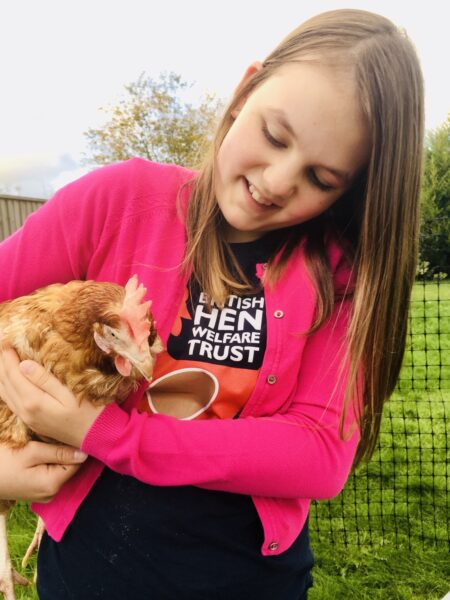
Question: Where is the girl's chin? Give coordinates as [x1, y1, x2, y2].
[222, 222, 264, 243]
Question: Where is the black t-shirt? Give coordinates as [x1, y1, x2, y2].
[137, 237, 271, 421]
[36, 237, 314, 600]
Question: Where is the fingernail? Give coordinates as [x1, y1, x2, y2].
[20, 360, 35, 374]
[73, 451, 88, 462]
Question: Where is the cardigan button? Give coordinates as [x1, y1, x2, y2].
[268, 541, 279, 551]
[267, 374, 277, 385]
[274, 310, 284, 318]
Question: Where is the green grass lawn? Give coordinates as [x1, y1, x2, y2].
[307, 386, 450, 598]
[308, 280, 450, 599]
[6, 281, 450, 599]
[399, 280, 450, 391]
[309, 543, 450, 599]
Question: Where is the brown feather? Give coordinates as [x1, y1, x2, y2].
[0, 279, 160, 448]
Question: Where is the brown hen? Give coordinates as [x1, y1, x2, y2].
[0, 276, 162, 600]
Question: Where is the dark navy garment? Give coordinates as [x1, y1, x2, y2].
[37, 469, 314, 599]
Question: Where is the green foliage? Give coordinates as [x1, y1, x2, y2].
[83, 72, 223, 168]
[419, 115, 450, 278]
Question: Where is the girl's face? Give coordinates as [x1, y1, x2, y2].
[215, 61, 370, 242]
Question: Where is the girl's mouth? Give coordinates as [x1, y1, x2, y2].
[245, 179, 275, 207]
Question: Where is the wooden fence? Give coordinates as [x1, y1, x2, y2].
[0, 194, 45, 242]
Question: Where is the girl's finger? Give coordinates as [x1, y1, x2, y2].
[26, 441, 88, 466]
[31, 463, 85, 503]
[19, 360, 70, 404]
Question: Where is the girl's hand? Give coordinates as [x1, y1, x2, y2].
[0, 347, 104, 448]
[0, 441, 88, 503]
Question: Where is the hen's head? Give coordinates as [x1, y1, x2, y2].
[91, 276, 163, 381]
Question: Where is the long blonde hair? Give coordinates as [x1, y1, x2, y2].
[182, 9, 424, 467]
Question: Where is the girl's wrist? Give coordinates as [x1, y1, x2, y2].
[80, 402, 130, 458]
[69, 402, 106, 448]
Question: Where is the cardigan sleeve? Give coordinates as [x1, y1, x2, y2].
[81, 299, 360, 501]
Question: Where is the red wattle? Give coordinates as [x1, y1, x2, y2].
[114, 355, 132, 377]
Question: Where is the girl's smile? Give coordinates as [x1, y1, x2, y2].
[215, 61, 370, 242]
[244, 177, 279, 210]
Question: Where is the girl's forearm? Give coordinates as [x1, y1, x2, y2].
[81, 402, 359, 500]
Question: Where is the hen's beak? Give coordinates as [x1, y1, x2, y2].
[128, 353, 155, 382]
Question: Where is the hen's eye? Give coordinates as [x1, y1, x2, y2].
[104, 327, 118, 338]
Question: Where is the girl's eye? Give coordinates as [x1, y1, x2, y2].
[262, 121, 334, 192]
[308, 170, 334, 192]
[262, 124, 286, 149]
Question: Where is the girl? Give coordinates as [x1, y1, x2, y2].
[0, 9, 424, 599]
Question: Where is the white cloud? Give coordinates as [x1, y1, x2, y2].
[0, 153, 79, 198]
[50, 165, 93, 194]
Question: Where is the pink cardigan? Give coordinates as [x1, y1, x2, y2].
[0, 158, 359, 556]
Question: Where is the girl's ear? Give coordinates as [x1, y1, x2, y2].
[231, 61, 263, 117]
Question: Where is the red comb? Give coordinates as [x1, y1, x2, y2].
[119, 275, 152, 350]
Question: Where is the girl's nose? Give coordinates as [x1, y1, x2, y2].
[262, 161, 298, 201]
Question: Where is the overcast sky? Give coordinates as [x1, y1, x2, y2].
[1, 0, 448, 198]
